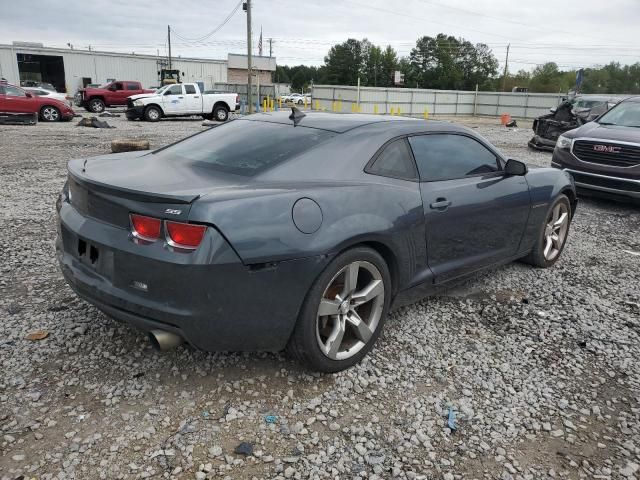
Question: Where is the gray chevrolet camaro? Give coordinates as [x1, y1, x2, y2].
[56, 111, 577, 372]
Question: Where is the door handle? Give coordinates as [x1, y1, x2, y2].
[193, 96, 200, 98]
[178, 96, 184, 99]
[430, 198, 452, 210]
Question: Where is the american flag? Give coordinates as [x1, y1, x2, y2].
[258, 27, 263, 56]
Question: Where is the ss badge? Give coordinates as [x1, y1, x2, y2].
[165, 209, 182, 215]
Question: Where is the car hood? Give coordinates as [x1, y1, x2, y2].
[128, 93, 159, 101]
[566, 121, 640, 143]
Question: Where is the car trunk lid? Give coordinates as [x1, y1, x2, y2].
[67, 150, 241, 227]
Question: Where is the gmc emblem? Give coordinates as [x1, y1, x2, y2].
[593, 144, 621, 153]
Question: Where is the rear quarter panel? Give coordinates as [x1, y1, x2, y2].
[188, 178, 427, 292]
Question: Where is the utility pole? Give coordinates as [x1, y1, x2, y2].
[501, 43, 510, 92]
[245, 0, 253, 113]
[269, 38, 273, 58]
[167, 25, 172, 69]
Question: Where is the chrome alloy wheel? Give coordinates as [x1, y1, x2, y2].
[42, 107, 60, 121]
[543, 202, 569, 261]
[315, 261, 385, 361]
[147, 108, 160, 120]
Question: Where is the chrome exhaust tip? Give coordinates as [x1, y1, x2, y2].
[148, 330, 183, 351]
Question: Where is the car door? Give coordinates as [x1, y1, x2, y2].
[183, 84, 202, 113]
[161, 84, 186, 114]
[1, 85, 36, 113]
[408, 133, 531, 283]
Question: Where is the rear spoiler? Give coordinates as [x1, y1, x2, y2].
[68, 165, 200, 205]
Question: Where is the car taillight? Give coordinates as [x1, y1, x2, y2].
[166, 221, 206, 249]
[130, 214, 161, 241]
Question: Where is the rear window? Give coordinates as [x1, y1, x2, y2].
[152, 120, 336, 176]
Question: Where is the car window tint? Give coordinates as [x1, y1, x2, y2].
[5, 86, 26, 97]
[126, 83, 139, 90]
[114, 82, 123, 90]
[368, 139, 417, 180]
[166, 85, 183, 95]
[152, 120, 336, 176]
[184, 85, 196, 94]
[408, 134, 499, 181]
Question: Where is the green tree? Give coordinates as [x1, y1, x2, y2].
[407, 34, 498, 90]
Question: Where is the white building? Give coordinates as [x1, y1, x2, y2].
[0, 42, 239, 93]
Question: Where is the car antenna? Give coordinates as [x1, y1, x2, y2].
[289, 106, 306, 126]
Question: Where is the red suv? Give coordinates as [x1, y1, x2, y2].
[0, 82, 74, 122]
[76, 81, 154, 113]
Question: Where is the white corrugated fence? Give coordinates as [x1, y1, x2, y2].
[311, 85, 564, 119]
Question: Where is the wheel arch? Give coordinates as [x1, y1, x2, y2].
[332, 239, 400, 297]
[144, 103, 164, 114]
[559, 187, 577, 218]
[212, 101, 230, 112]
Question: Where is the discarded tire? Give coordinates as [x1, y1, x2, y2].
[111, 139, 150, 153]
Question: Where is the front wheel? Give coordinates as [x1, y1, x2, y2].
[287, 247, 391, 372]
[40, 106, 61, 122]
[88, 98, 105, 113]
[522, 194, 572, 268]
[144, 106, 162, 122]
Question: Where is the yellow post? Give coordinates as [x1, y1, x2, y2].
[390, 107, 395, 116]
[351, 103, 356, 113]
[423, 108, 429, 120]
[262, 98, 267, 112]
[332, 101, 336, 112]
[278, 97, 282, 109]
[338, 99, 342, 111]
[397, 107, 401, 116]
[358, 105, 362, 113]
[270, 98, 274, 111]
[374, 104, 378, 114]
[315, 100, 320, 110]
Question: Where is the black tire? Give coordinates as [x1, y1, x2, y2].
[287, 246, 391, 373]
[521, 194, 572, 268]
[144, 106, 162, 122]
[88, 98, 105, 113]
[40, 105, 61, 122]
[213, 105, 229, 122]
[297, 99, 303, 105]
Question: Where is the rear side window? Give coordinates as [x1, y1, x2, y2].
[152, 120, 336, 176]
[185, 85, 196, 94]
[408, 134, 499, 181]
[367, 139, 417, 180]
[126, 83, 139, 90]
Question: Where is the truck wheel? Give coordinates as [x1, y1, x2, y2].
[213, 106, 229, 122]
[40, 106, 61, 122]
[89, 98, 105, 113]
[144, 106, 162, 122]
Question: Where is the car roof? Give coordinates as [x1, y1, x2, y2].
[244, 111, 427, 133]
[621, 96, 640, 103]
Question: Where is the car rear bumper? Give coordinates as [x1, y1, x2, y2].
[56, 201, 329, 351]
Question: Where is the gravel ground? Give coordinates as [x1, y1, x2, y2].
[1, 112, 639, 480]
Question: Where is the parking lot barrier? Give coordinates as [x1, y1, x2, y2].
[423, 108, 429, 120]
[374, 105, 378, 114]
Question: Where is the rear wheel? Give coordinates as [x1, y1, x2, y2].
[297, 99, 303, 105]
[287, 247, 391, 372]
[144, 106, 162, 122]
[213, 105, 229, 122]
[88, 98, 105, 113]
[522, 194, 571, 268]
[40, 105, 60, 122]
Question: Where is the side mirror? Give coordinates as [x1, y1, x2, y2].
[25, 92, 33, 98]
[504, 159, 528, 176]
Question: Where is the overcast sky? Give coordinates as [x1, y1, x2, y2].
[1, 0, 639, 72]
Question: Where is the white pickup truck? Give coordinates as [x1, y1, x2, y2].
[125, 83, 239, 122]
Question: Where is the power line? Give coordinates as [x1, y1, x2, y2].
[171, 0, 243, 44]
